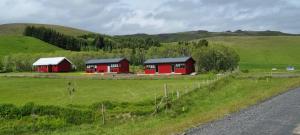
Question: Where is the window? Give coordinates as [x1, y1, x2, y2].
[175, 63, 185, 68]
[146, 65, 156, 69]
[87, 65, 97, 69]
[110, 64, 119, 68]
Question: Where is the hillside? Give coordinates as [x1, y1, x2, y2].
[162, 36, 300, 70]
[208, 36, 300, 70]
[119, 30, 299, 43]
[0, 23, 93, 37]
[0, 36, 62, 59]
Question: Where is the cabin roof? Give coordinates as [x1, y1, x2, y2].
[33, 57, 72, 66]
[144, 57, 193, 64]
[86, 58, 127, 65]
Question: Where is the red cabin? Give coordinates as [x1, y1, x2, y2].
[85, 58, 129, 73]
[144, 57, 195, 75]
[33, 57, 73, 73]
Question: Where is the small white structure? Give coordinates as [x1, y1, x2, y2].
[286, 66, 295, 71]
[271, 68, 277, 71]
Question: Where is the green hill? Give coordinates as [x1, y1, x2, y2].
[207, 36, 300, 70]
[0, 23, 93, 37]
[0, 36, 62, 59]
[163, 36, 300, 70]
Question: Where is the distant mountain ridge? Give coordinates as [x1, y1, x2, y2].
[118, 30, 299, 42]
[0, 23, 299, 43]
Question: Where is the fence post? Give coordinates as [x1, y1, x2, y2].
[102, 103, 105, 125]
[155, 94, 158, 114]
[164, 84, 168, 97]
[171, 90, 174, 99]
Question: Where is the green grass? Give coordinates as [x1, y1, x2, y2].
[208, 36, 300, 70]
[0, 77, 199, 106]
[0, 36, 62, 59]
[123, 76, 300, 135]
[3, 75, 298, 135]
[0, 23, 93, 37]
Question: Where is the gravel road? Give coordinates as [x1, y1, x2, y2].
[185, 88, 300, 135]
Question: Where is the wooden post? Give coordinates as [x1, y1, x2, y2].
[164, 84, 168, 97]
[102, 104, 105, 125]
[177, 90, 180, 99]
[171, 90, 173, 98]
[155, 94, 158, 113]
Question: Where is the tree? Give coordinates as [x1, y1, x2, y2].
[23, 26, 87, 51]
[193, 45, 239, 72]
[196, 39, 208, 48]
[93, 35, 105, 50]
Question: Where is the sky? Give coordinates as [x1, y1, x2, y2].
[0, 0, 300, 35]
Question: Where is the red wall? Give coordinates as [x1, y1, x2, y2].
[96, 64, 108, 73]
[55, 59, 72, 72]
[174, 59, 195, 74]
[185, 59, 195, 74]
[119, 59, 129, 73]
[158, 64, 172, 74]
[35, 59, 72, 73]
[36, 65, 49, 72]
[145, 68, 156, 74]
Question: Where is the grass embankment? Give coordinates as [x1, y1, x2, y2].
[1, 74, 300, 134]
[0, 36, 62, 59]
[207, 36, 300, 70]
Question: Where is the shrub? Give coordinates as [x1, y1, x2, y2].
[0, 104, 20, 119]
[193, 45, 240, 72]
[241, 69, 250, 73]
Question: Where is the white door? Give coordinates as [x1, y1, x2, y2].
[107, 65, 111, 73]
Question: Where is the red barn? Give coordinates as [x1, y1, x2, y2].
[144, 57, 195, 75]
[33, 57, 73, 73]
[85, 58, 129, 73]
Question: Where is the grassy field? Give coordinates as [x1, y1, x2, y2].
[0, 36, 62, 59]
[1, 74, 300, 134]
[0, 23, 92, 37]
[0, 76, 201, 106]
[52, 76, 300, 135]
[207, 36, 300, 70]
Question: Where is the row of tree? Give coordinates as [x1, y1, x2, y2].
[24, 26, 161, 51]
[24, 26, 83, 51]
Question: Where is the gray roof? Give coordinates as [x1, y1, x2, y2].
[144, 57, 193, 64]
[86, 58, 127, 65]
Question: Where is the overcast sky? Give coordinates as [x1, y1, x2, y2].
[0, 0, 299, 35]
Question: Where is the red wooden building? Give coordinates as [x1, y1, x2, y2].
[85, 58, 129, 73]
[144, 57, 195, 75]
[33, 57, 73, 73]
